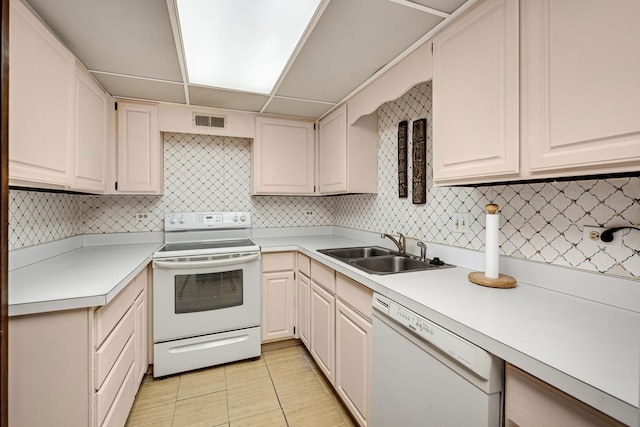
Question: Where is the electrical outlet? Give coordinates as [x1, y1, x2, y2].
[583, 226, 622, 248]
[451, 212, 470, 234]
[136, 212, 151, 222]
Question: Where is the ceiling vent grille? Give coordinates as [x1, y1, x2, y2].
[193, 113, 226, 129]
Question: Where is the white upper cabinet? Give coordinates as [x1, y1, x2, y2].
[432, 0, 640, 185]
[521, 0, 640, 174]
[9, 0, 75, 188]
[72, 63, 108, 193]
[432, 0, 520, 183]
[252, 116, 315, 195]
[115, 101, 163, 194]
[318, 104, 377, 195]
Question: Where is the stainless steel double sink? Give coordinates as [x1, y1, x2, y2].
[317, 246, 454, 275]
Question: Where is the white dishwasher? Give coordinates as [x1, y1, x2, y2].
[371, 293, 504, 426]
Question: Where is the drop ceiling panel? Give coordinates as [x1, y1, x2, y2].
[25, 0, 183, 82]
[276, 0, 444, 103]
[189, 86, 269, 112]
[263, 98, 335, 119]
[409, 0, 469, 14]
[93, 73, 186, 104]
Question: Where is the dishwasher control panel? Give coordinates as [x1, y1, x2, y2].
[373, 293, 495, 381]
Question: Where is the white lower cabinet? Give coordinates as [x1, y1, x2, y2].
[297, 271, 311, 348]
[335, 300, 371, 426]
[505, 364, 625, 427]
[261, 252, 296, 342]
[310, 280, 336, 383]
[8, 266, 150, 427]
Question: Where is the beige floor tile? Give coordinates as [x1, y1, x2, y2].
[227, 376, 280, 421]
[264, 345, 313, 377]
[229, 408, 287, 427]
[125, 403, 174, 427]
[177, 366, 226, 400]
[272, 369, 331, 408]
[225, 359, 271, 389]
[172, 391, 229, 427]
[131, 376, 180, 412]
[261, 339, 300, 353]
[283, 396, 350, 427]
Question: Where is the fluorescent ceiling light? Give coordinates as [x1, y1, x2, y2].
[177, 0, 321, 94]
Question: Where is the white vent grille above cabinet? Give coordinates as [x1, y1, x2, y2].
[193, 113, 226, 129]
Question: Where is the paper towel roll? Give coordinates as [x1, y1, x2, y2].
[485, 208, 499, 279]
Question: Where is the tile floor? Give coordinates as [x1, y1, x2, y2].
[125, 340, 357, 427]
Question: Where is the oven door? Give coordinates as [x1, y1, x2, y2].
[152, 251, 261, 342]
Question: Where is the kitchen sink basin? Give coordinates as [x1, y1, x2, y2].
[351, 256, 439, 275]
[318, 246, 454, 274]
[318, 246, 394, 260]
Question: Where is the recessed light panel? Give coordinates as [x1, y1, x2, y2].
[177, 0, 321, 94]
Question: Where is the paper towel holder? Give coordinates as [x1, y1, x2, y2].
[468, 203, 517, 289]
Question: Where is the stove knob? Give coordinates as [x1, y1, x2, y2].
[169, 215, 176, 224]
[233, 214, 239, 222]
[240, 214, 247, 222]
[179, 215, 186, 224]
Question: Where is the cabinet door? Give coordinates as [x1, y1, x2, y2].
[310, 281, 335, 383]
[9, 0, 75, 187]
[522, 0, 640, 173]
[253, 116, 315, 195]
[318, 104, 348, 194]
[134, 286, 148, 385]
[72, 64, 108, 193]
[262, 271, 296, 342]
[116, 102, 162, 194]
[336, 300, 371, 427]
[433, 0, 519, 183]
[297, 272, 311, 349]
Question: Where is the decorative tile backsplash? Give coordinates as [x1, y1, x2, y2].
[334, 82, 639, 279]
[8, 82, 639, 280]
[81, 133, 335, 233]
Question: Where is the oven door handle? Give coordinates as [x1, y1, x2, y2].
[153, 252, 260, 269]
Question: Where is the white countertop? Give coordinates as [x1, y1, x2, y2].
[8, 231, 639, 424]
[9, 238, 162, 316]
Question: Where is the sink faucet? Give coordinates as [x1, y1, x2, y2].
[416, 241, 427, 262]
[381, 232, 406, 254]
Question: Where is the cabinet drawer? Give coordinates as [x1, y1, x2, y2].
[297, 252, 310, 277]
[311, 259, 335, 294]
[96, 336, 135, 427]
[262, 252, 296, 272]
[95, 306, 135, 389]
[336, 273, 373, 321]
[505, 364, 624, 426]
[94, 280, 136, 348]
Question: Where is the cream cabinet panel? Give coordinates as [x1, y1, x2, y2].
[135, 282, 149, 385]
[521, 0, 640, 174]
[72, 64, 108, 193]
[9, 0, 75, 188]
[319, 105, 348, 193]
[335, 300, 371, 427]
[433, 0, 519, 183]
[297, 271, 311, 348]
[318, 104, 377, 195]
[505, 364, 625, 427]
[253, 116, 315, 195]
[116, 101, 163, 194]
[310, 280, 335, 384]
[261, 270, 296, 342]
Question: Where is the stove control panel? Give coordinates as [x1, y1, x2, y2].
[165, 212, 251, 230]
